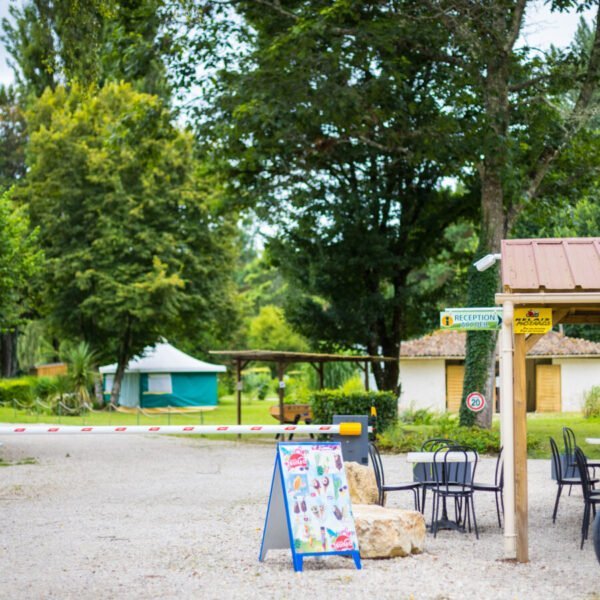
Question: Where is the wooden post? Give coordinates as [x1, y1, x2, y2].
[364, 361, 369, 391]
[277, 361, 285, 423]
[236, 359, 242, 427]
[514, 333, 529, 563]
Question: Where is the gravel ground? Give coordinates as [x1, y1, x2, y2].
[0, 433, 599, 600]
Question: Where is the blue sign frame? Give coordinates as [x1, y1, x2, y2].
[259, 441, 361, 572]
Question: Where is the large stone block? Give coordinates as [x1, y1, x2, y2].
[353, 504, 426, 558]
[345, 461, 379, 505]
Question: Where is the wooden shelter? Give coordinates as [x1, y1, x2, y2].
[209, 349, 397, 426]
[496, 238, 600, 562]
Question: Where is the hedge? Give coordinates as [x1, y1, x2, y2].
[0, 376, 61, 406]
[310, 389, 398, 433]
[0, 377, 37, 406]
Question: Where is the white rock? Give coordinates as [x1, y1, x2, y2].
[353, 504, 426, 558]
[344, 461, 379, 505]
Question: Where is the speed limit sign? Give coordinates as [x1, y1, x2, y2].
[466, 392, 486, 412]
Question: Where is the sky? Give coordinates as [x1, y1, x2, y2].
[0, 1, 596, 87]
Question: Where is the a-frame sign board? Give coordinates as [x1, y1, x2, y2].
[259, 441, 361, 572]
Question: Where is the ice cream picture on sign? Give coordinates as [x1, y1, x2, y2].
[514, 307, 552, 334]
[278, 443, 359, 556]
[287, 451, 308, 470]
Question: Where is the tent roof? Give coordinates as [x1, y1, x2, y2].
[400, 330, 600, 359]
[99, 342, 227, 374]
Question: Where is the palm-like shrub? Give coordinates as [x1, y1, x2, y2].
[60, 341, 98, 408]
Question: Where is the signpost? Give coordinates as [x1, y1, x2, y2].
[514, 308, 552, 334]
[465, 392, 486, 413]
[259, 441, 361, 572]
[440, 307, 502, 331]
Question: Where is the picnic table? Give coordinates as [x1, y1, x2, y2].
[268, 403, 313, 425]
[268, 404, 313, 440]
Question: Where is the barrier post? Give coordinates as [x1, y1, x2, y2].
[369, 405, 377, 442]
[0, 423, 366, 436]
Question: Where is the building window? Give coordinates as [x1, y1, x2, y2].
[147, 374, 172, 394]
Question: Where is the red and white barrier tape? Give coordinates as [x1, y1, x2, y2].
[0, 424, 362, 436]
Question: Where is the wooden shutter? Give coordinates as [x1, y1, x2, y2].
[536, 364, 561, 412]
[446, 365, 465, 413]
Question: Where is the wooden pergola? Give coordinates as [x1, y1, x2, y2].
[496, 238, 600, 563]
[209, 349, 398, 426]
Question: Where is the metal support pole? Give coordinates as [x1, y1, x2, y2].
[501, 300, 516, 559]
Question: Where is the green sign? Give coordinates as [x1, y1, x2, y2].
[440, 307, 502, 331]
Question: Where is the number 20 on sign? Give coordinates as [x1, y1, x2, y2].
[466, 392, 486, 413]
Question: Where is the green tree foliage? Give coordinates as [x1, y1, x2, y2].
[2, 0, 173, 97]
[15, 82, 238, 404]
[2, 0, 109, 93]
[0, 191, 42, 333]
[16, 320, 56, 372]
[234, 222, 288, 335]
[195, 0, 477, 392]
[0, 190, 43, 376]
[0, 86, 26, 193]
[247, 305, 309, 352]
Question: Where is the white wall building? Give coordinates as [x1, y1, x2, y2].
[399, 330, 600, 413]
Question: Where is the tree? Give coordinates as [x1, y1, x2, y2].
[194, 0, 476, 392]
[2, 0, 174, 98]
[247, 305, 309, 352]
[0, 86, 27, 193]
[407, 1, 600, 427]
[15, 82, 238, 404]
[0, 191, 43, 376]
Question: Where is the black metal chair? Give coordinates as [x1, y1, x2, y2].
[564, 427, 600, 484]
[472, 447, 504, 528]
[369, 442, 421, 510]
[574, 447, 600, 549]
[549, 437, 597, 523]
[417, 438, 455, 515]
[430, 446, 478, 538]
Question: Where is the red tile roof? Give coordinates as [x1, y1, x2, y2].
[501, 238, 600, 293]
[400, 330, 600, 358]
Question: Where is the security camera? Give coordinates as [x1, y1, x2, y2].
[474, 253, 501, 272]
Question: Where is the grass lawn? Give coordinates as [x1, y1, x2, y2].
[518, 412, 600, 459]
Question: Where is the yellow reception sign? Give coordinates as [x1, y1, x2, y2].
[514, 308, 552, 334]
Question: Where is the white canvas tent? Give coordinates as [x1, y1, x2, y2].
[100, 342, 226, 408]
